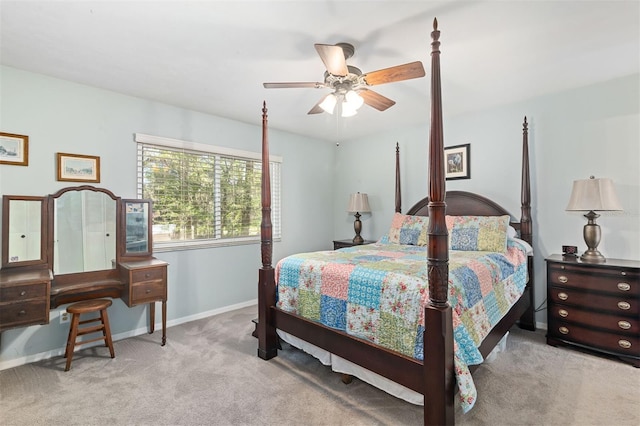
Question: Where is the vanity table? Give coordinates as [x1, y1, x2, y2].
[0, 186, 167, 346]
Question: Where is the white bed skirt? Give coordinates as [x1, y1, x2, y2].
[276, 328, 509, 406]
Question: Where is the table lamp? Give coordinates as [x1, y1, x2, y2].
[565, 176, 623, 263]
[347, 192, 371, 244]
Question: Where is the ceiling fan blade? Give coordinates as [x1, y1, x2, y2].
[359, 89, 396, 111]
[363, 61, 426, 86]
[314, 44, 348, 76]
[263, 82, 325, 89]
[308, 95, 329, 114]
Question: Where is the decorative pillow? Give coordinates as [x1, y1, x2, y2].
[446, 215, 510, 253]
[381, 212, 429, 246]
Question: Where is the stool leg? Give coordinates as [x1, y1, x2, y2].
[65, 314, 81, 372]
[100, 308, 115, 359]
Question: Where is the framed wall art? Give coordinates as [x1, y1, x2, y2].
[444, 143, 470, 180]
[57, 152, 101, 183]
[0, 132, 29, 166]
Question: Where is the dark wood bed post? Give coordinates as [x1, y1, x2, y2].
[395, 142, 402, 213]
[424, 18, 455, 426]
[257, 101, 278, 360]
[519, 117, 536, 331]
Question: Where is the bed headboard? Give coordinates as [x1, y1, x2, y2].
[398, 116, 532, 245]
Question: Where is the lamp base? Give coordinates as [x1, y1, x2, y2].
[580, 249, 606, 263]
[581, 211, 606, 263]
[352, 235, 364, 245]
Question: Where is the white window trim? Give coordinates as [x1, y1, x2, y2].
[134, 133, 282, 252]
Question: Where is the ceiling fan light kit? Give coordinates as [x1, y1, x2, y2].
[263, 42, 425, 117]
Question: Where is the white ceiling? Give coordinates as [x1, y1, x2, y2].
[1, 1, 638, 142]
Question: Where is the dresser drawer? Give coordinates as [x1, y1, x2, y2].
[549, 287, 638, 315]
[548, 263, 639, 295]
[0, 299, 49, 330]
[131, 268, 164, 283]
[549, 305, 639, 334]
[131, 280, 165, 304]
[549, 320, 639, 358]
[0, 282, 48, 300]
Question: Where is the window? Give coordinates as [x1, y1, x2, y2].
[135, 133, 281, 251]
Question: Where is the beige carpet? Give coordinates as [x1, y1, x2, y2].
[1, 305, 638, 425]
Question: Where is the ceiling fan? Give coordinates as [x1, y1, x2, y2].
[263, 42, 426, 117]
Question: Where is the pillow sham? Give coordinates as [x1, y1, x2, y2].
[381, 212, 429, 246]
[446, 215, 510, 253]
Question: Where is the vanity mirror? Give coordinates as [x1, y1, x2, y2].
[122, 199, 152, 256]
[1, 195, 48, 268]
[1, 186, 167, 345]
[51, 186, 117, 275]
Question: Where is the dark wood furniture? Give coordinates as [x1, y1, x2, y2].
[333, 239, 376, 250]
[64, 298, 115, 371]
[0, 186, 167, 346]
[257, 20, 534, 425]
[0, 268, 52, 332]
[546, 254, 640, 367]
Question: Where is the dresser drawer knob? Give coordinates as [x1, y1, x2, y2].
[618, 321, 632, 330]
[18, 310, 27, 316]
[145, 273, 151, 278]
[20, 290, 27, 296]
[618, 340, 632, 349]
[559, 326, 569, 335]
[617, 283, 631, 291]
[558, 309, 569, 318]
[621, 271, 627, 276]
[558, 292, 569, 301]
[146, 289, 152, 294]
[617, 301, 631, 310]
[558, 275, 568, 284]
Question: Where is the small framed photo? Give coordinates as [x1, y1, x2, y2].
[444, 143, 470, 180]
[57, 152, 101, 183]
[0, 132, 29, 166]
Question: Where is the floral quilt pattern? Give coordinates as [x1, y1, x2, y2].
[276, 240, 529, 413]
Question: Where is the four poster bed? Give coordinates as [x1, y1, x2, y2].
[257, 19, 535, 425]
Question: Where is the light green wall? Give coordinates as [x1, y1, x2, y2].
[334, 73, 640, 325]
[0, 66, 335, 368]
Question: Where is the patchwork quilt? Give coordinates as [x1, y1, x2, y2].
[275, 239, 529, 412]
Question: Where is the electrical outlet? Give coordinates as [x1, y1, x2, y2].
[60, 311, 70, 324]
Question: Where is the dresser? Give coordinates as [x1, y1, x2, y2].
[546, 254, 640, 367]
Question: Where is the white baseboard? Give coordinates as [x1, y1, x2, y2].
[0, 299, 257, 371]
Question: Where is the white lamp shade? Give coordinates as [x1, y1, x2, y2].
[566, 177, 623, 211]
[347, 192, 371, 213]
[319, 94, 337, 114]
[344, 90, 364, 109]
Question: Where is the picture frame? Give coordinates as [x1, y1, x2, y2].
[57, 152, 101, 183]
[0, 132, 29, 166]
[444, 143, 470, 180]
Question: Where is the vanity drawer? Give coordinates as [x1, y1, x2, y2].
[0, 282, 48, 300]
[549, 287, 638, 315]
[120, 260, 167, 308]
[131, 268, 164, 284]
[131, 280, 165, 304]
[0, 299, 49, 330]
[550, 320, 639, 358]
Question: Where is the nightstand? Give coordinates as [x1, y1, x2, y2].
[546, 254, 640, 367]
[333, 239, 376, 250]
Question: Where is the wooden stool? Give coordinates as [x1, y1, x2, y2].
[64, 299, 115, 371]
